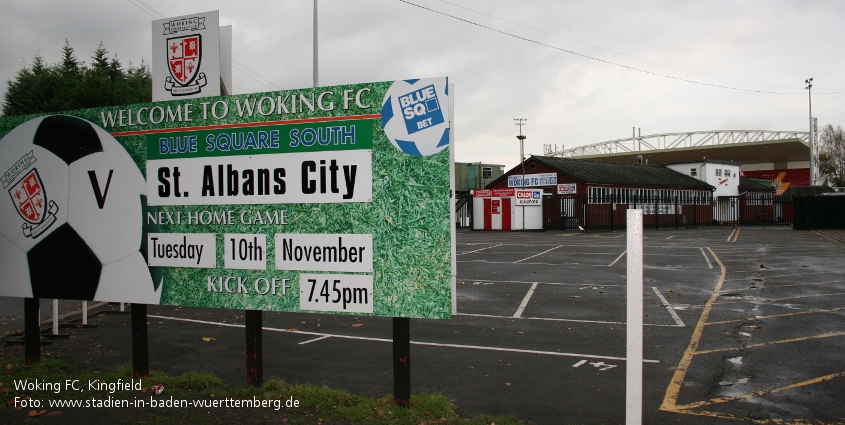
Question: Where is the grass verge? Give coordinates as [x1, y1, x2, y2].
[0, 357, 526, 424]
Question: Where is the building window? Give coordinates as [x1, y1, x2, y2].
[615, 188, 633, 204]
[690, 168, 697, 177]
[482, 167, 492, 180]
[635, 188, 655, 203]
[715, 169, 722, 177]
[588, 187, 612, 204]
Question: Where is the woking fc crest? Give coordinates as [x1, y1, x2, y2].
[8, 169, 58, 238]
[165, 34, 207, 96]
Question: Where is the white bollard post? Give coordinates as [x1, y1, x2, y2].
[52, 299, 59, 335]
[626, 209, 643, 425]
[120, 302, 125, 312]
[82, 300, 88, 326]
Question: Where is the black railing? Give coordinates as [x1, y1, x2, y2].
[793, 196, 845, 230]
[542, 194, 793, 231]
[455, 191, 473, 228]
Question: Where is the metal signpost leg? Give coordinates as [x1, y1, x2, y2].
[131, 303, 149, 378]
[52, 299, 58, 336]
[46, 299, 70, 339]
[245, 310, 263, 387]
[24, 298, 40, 364]
[626, 209, 644, 424]
[393, 317, 411, 407]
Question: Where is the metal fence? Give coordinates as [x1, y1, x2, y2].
[793, 196, 845, 230]
[455, 191, 473, 228]
[541, 194, 793, 231]
[455, 193, 795, 231]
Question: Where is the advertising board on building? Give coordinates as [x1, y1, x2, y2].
[0, 77, 455, 319]
[508, 172, 556, 187]
[634, 204, 681, 215]
[557, 183, 577, 195]
[515, 189, 543, 206]
[473, 188, 515, 197]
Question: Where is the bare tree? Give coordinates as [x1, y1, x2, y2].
[817, 124, 845, 188]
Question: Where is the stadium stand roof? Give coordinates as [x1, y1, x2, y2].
[491, 156, 714, 190]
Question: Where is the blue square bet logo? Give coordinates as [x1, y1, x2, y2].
[398, 84, 444, 135]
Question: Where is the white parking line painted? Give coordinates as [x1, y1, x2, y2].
[573, 360, 587, 367]
[609, 250, 627, 267]
[459, 260, 711, 270]
[148, 314, 659, 363]
[513, 282, 539, 318]
[457, 244, 503, 255]
[667, 235, 676, 240]
[460, 278, 627, 287]
[514, 245, 563, 263]
[299, 335, 331, 345]
[457, 313, 683, 328]
[727, 229, 736, 242]
[651, 287, 686, 327]
[699, 247, 713, 269]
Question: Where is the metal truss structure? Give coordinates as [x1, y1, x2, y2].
[545, 130, 810, 158]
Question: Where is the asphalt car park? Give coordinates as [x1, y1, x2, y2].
[3, 227, 844, 424]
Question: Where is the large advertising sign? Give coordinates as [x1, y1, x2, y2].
[507, 172, 557, 187]
[0, 77, 455, 319]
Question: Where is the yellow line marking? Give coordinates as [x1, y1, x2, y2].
[726, 270, 833, 276]
[661, 245, 845, 423]
[677, 371, 845, 410]
[680, 408, 844, 424]
[731, 228, 740, 242]
[660, 246, 726, 412]
[814, 230, 845, 246]
[705, 306, 845, 325]
[714, 292, 845, 305]
[693, 331, 845, 355]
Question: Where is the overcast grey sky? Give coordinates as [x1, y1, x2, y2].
[1, 0, 843, 168]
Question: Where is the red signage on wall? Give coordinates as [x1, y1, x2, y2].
[491, 199, 501, 214]
[474, 188, 515, 198]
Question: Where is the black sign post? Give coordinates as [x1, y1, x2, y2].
[393, 317, 411, 407]
[131, 303, 149, 378]
[24, 298, 40, 364]
[245, 310, 263, 387]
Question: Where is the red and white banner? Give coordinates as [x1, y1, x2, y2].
[473, 188, 514, 198]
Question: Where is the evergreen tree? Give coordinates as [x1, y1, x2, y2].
[2, 41, 151, 116]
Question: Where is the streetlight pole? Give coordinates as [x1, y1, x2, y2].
[515, 118, 527, 230]
[805, 78, 814, 186]
[313, 0, 319, 88]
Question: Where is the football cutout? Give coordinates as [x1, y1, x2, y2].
[0, 115, 161, 303]
[381, 78, 450, 157]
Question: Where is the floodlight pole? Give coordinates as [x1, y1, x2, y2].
[515, 119, 527, 230]
[313, 0, 319, 88]
[805, 78, 814, 186]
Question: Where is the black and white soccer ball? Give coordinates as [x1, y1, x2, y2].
[0, 115, 161, 303]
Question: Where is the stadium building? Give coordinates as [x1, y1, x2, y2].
[544, 130, 812, 195]
[476, 154, 783, 231]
